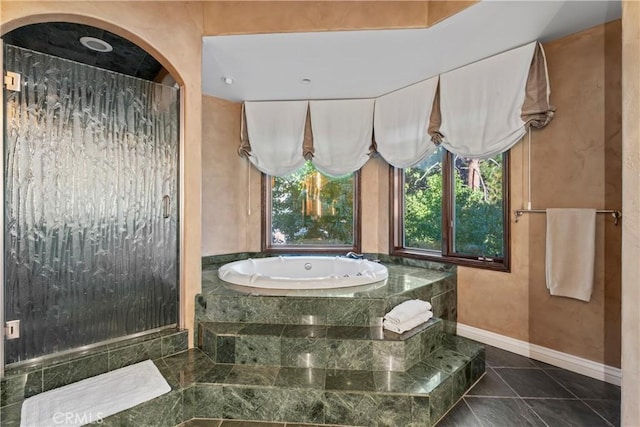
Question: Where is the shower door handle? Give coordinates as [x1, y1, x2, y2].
[162, 195, 170, 219]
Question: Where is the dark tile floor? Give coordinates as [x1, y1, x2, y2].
[179, 346, 620, 427]
[437, 345, 620, 427]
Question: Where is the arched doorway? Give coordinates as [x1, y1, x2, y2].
[2, 22, 180, 364]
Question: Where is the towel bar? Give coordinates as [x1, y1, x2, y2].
[514, 209, 622, 225]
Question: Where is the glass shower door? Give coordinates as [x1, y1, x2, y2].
[3, 45, 179, 364]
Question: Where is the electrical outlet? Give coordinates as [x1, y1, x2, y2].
[5, 320, 20, 339]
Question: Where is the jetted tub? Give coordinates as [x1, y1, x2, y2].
[217, 256, 388, 290]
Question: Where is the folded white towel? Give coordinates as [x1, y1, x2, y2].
[383, 311, 433, 334]
[383, 299, 432, 324]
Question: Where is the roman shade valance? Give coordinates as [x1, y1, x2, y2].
[239, 41, 554, 174]
[373, 76, 439, 168]
[430, 41, 554, 159]
[309, 99, 375, 177]
[239, 100, 308, 176]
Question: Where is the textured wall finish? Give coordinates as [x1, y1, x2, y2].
[203, 1, 430, 35]
[621, 1, 640, 423]
[202, 96, 261, 256]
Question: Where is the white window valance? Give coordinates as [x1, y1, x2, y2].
[373, 76, 440, 168]
[430, 41, 554, 159]
[239, 41, 554, 173]
[309, 99, 375, 177]
[240, 100, 308, 176]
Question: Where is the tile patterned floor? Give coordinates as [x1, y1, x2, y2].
[179, 346, 620, 427]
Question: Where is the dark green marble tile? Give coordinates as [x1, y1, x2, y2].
[201, 327, 218, 360]
[431, 289, 457, 324]
[161, 349, 216, 387]
[206, 322, 245, 335]
[325, 299, 373, 326]
[43, 352, 109, 391]
[277, 298, 328, 325]
[404, 334, 422, 369]
[225, 365, 279, 386]
[372, 341, 405, 371]
[275, 367, 325, 389]
[0, 402, 22, 427]
[222, 386, 277, 421]
[154, 358, 181, 389]
[108, 338, 163, 370]
[424, 348, 470, 375]
[470, 350, 486, 384]
[188, 384, 224, 418]
[373, 370, 418, 394]
[282, 324, 327, 338]
[96, 388, 183, 427]
[216, 336, 236, 364]
[420, 320, 445, 357]
[326, 326, 373, 340]
[272, 389, 325, 424]
[1, 370, 42, 406]
[280, 337, 327, 369]
[181, 419, 222, 427]
[452, 361, 472, 402]
[326, 340, 372, 370]
[324, 392, 378, 426]
[239, 323, 284, 336]
[162, 331, 189, 356]
[406, 361, 451, 395]
[443, 335, 485, 358]
[241, 297, 282, 323]
[429, 374, 454, 423]
[325, 370, 375, 392]
[376, 394, 413, 426]
[198, 364, 234, 384]
[235, 336, 281, 366]
[411, 396, 431, 426]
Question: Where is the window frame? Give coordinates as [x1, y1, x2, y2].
[262, 170, 362, 254]
[390, 150, 511, 272]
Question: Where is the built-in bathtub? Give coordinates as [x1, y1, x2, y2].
[217, 256, 388, 290]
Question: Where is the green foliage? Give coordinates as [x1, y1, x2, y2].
[404, 153, 504, 257]
[271, 161, 353, 245]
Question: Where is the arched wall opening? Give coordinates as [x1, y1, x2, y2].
[0, 3, 203, 375]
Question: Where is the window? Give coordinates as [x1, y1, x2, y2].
[263, 161, 360, 253]
[391, 147, 510, 271]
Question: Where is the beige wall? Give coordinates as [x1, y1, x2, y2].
[621, 1, 640, 423]
[1, 1, 203, 345]
[202, 96, 261, 255]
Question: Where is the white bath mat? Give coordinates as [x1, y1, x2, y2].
[20, 360, 171, 427]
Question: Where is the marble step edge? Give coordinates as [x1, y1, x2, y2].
[198, 319, 445, 371]
[179, 340, 485, 427]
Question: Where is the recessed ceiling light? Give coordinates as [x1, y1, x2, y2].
[222, 77, 234, 85]
[79, 36, 113, 53]
[301, 78, 312, 84]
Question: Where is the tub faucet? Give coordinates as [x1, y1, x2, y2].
[345, 251, 364, 259]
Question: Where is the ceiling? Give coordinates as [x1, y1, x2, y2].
[203, 0, 621, 102]
[3, 22, 164, 82]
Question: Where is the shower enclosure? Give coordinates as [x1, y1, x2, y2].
[3, 45, 179, 364]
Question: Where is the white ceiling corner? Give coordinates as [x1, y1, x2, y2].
[202, 0, 621, 102]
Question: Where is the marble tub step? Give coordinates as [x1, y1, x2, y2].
[199, 319, 444, 372]
[161, 334, 486, 426]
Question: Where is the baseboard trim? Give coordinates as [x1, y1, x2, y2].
[457, 323, 621, 386]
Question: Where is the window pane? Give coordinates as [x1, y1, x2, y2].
[403, 148, 443, 251]
[270, 161, 354, 245]
[452, 153, 504, 258]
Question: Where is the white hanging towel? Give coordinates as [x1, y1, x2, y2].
[545, 208, 596, 302]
